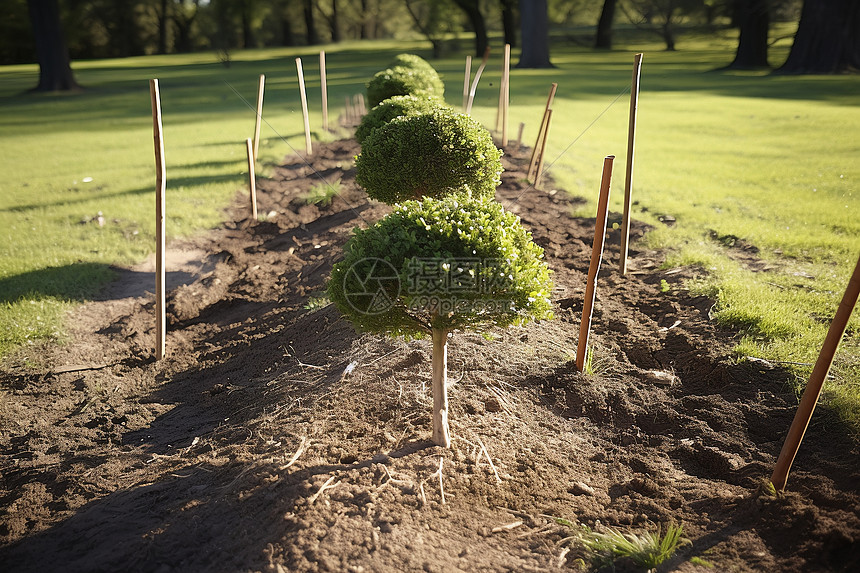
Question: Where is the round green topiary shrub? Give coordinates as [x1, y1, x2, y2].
[389, 53, 438, 75]
[327, 194, 554, 338]
[355, 94, 449, 145]
[366, 65, 445, 108]
[355, 108, 503, 204]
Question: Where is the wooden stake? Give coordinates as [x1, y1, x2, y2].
[534, 109, 553, 189]
[499, 44, 511, 147]
[245, 138, 258, 220]
[149, 79, 166, 361]
[431, 327, 451, 447]
[357, 93, 366, 115]
[771, 253, 860, 491]
[620, 53, 643, 275]
[463, 55, 472, 110]
[528, 83, 558, 182]
[295, 57, 312, 156]
[253, 74, 265, 162]
[576, 156, 615, 372]
[466, 46, 491, 114]
[319, 51, 328, 131]
[516, 122, 525, 148]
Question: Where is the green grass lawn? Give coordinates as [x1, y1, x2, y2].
[1, 33, 858, 424]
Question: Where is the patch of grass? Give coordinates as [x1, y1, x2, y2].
[304, 178, 342, 207]
[581, 522, 691, 571]
[689, 556, 715, 568]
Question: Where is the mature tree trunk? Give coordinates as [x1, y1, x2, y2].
[431, 328, 451, 448]
[730, 0, 770, 68]
[453, 0, 489, 58]
[778, 0, 860, 73]
[241, 0, 255, 48]
[501, 0, 517, 48]
[303, 0, 320, 44]
[330, 0, 342, 42]
[517, 0, 552, 68]
[27, 0, 79, 91]
[158, 0, 169, 54]
[595, 0, 617, 49]
[172, 0, 199, 53]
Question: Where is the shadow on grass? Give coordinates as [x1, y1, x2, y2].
[0, 263, 116, 305]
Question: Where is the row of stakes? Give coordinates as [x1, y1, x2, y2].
[147, 50, 859, 493]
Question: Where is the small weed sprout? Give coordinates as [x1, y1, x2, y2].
[305, 179, 342, 207]
[581, 522, 691, 571]
[303, 295, 331, 312]
[660, 279, 671, 293]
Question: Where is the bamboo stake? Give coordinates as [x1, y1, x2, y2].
[357, 93, 366, 115]
[295, 57, 312, 156]
[463, 55, 472, 110]
[771, 253, 860, 491]
[534, 110, 553, 189]
[527, 83, 558, 182]
[319, 51, 328, 131]
[431, 327, 451, 447]
[620, 53, 643, 275]
[516, 122, 525, 148]
[465, 46, 491, 114]
[149, 79, 166, 361]
[576, 156, 615, 372]
[500, 44, 511, 147]
[245, 138, 258, 220]
[252, 74, 265, 161]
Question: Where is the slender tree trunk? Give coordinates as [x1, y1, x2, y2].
[330, 0, 342, 42]
[158, 0, 169, 54]
[517, 0, 552, 68]
[241, 0, 255, 48]
[431, 328, 451, 448]
[595, 0, 616, 49]
[730, 0, 770, 68]
[501, 0, 517, 48]
[304, 0, 319, 45]
[27, 0, 80, 91]
[453, 0, 489, 58]
[281, 16, 295, 45]
[778, 0, 860, 74]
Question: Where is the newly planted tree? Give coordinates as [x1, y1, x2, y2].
[328, 195, 553, 446]
[355, 108, 503, 204]
[355, 94, 449, 145]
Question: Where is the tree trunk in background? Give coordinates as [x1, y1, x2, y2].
[330, 0, 342, 42]
[27, 0, 80, 91]
[453, 0, 488, 58]
[518, 0, 552, 68]
[241, 0, 255, 48]
[501, 0, 517, 48]
[595, 0, 616, 49]
[158, 0, 169, 54]
[304, 0, 319, 44]
[778, 0, 860, 73]
[730, 0, 770, 68]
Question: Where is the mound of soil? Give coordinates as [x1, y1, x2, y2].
[1, 140, 858, 572]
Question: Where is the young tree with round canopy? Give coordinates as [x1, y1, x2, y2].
[328, 194, 553, 447]
[355, 108, 503, 204]
[355, 94, 449, 145]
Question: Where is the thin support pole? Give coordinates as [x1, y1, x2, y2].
[295, 57, 313, 156]
[771, 253, 860, 491]
[534, 109, 553, 189]
[620, 53, 643, 275]
[320, 51, 328, 131]
[466, 46, 491, 115]
[463, 55, 472, 110]
[501, 44, 511, 147]
[253, 74, 265, 161]
[516, 122, 525, 148]
[149, 79, 166, 361]
[528, 83, 557, 182]
[576, 156, 615, 372]
[245, 138, 258, 221]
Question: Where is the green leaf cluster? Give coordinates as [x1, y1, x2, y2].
[366, 65, 445, 108]
[327, 194, 554, 339]
[355, 94, 449, 145]
[355, 108, 503, 204]
[389, 53, 438, 75]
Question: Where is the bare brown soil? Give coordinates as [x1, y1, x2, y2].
[1, 139, 858, 573]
